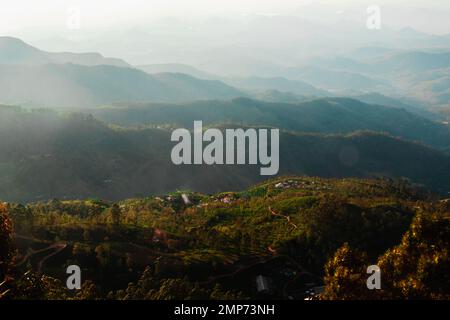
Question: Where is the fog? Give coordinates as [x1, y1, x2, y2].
[1, 1, 449, 68]
[2, 0, 450, 34]
[0, 0, 449, 107]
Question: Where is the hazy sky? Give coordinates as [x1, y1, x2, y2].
[1, 0, 450, 36]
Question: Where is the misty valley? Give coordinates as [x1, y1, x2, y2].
[0, 3, 450, 302]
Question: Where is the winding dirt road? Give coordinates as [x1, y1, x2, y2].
[269, 206, 298, 230]
[14, 233, 67, 273]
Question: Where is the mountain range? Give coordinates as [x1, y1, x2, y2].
[0, 36, 130, 67]
[1, 36, 449, 112]
[0, 36, 449, 203]
[1, 105, 450, 202]
[0, 37, 245, 107]
[89, 97, 450, 150]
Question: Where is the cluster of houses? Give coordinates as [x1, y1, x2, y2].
[274, 179, 333, 191]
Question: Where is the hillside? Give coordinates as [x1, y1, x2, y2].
[0, 64, 244, 107]
[306, 51, 450, 76]
[90, 97, 450, 149]
[373, 51, 450, 74]
[294, 51, 450, 107]
[1, 106, 450, 203]
[3, 176, 449, 299]
[0, 37, 245, 107]
[282, 66, 389, 92]
[1, 4, 449, 303]
[224, 76, 328, 97]
[0, 36, 129, 67]
[1, 37, 447, 111]
[138, 63, 216, 80]
[353, 92, 436, 120]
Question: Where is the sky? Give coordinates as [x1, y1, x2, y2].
[1, 0, 450, 37]
[1, 0, 449, 67]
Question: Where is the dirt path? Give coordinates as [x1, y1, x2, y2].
[37, 243, 67, 273]
[14, 233, 67, 273]
[269, 206, 298, 230]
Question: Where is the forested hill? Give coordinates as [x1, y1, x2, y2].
[0, 64, 244, 108]
[2, 176, 449, 299]
[90, 97, 450, 149]
[1, 106, 450, 203]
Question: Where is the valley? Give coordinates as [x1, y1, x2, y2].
[0, 7, 449, 301]
[3, 176, 448, 299]
[1, 104, 450, 203]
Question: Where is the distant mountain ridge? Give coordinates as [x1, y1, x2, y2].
[1, 36, 448, 110]
[0, 36, 130, 67]
[373, 51, 450, 74]
[295, 50, 450, 106]
[0, 37, 246, 107]
[224, 76, 328, 97]
[89, 97, 450, 149]
[138, 63, 217, 80]
[1, 107, 450, 202]
[0, 63, 245, 107]
[353, 92, 437, 120]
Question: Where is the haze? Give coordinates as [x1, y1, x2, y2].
[0, 1, 448, 66]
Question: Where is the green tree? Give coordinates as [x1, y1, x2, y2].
[110, 204, 121, 226]
[322, 211, 450, 300]
[321, 243, 373, 300]
[0, 203, 12, 284]
[377, 212, 450, 299]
